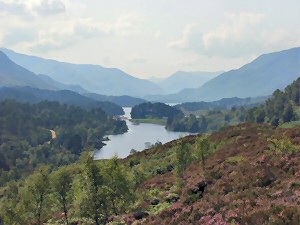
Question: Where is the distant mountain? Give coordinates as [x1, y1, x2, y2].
[1, 48, 163, 97]
[147, 47, 300, 103]
[38, 74, 87, 93]
[0, 86, 124, 115]
[84, 93, 147, 107]
[156, 71, 222, 94]
[0, 51, 55, 90]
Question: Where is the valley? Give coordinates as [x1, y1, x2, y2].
[0, 2, 299, 223]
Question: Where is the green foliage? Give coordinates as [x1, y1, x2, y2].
[167, 78, 300, 133]
[0, 181, 24, 225]
[247, 78, 300, 126]
[175, 142, 192, 187]
[21, 166, 51, 225]
[226, 156, 246, 165]
[131, 102, 184, 120]
[167, 114, 208, 133]
[51, 166, 73, 225]
[130, 118, 167, 125]
[0, 100, 127, 186]
[268, 136, 299, 154]
[150, 202, 172, 215]
[195, 136, 210, 170]
[167, 106, 247, 133]
[280, 121, 300, 129]
[74, 153, 105, 225]
[103, 157, 135, 215]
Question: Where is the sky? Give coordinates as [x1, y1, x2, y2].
[0, 0, 300, 79]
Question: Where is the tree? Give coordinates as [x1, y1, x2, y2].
[195, 136, 210, 171]
[51, 167, 73, 225]
[0, 181, 25, 225]
[22, 166, 51, 225]
[282, 103, 295, 123]
[175, 141, 192, 188]
[104, 157, 134, 215]
[254, 108, 265, 123]
[75, 152, 106, 225]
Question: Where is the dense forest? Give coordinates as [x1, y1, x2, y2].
[131, 102, 184, 120]
[175, 96, 266, 112]
[247, 77, 300, 126]
[0, 87, 125, 116]
[0, 100, 127, 186]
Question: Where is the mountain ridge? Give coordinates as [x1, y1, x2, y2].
[0, 48, 164, 97]
[156, 70, 223, 94]
[0, 86, 125, 115]
[146, 47, 300, 103]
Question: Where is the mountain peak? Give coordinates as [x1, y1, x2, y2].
[1, 48, 163, 97]
[0, 50, 12, 64]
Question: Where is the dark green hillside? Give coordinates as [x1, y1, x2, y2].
[0, 87, 124, 116]
[176, 96, 267, 112]
[84, 92, 147, 107]
[131, 102, 184, 120]
[247, 77, 300, 126]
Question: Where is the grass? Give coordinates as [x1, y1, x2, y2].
[226, 155, 246, 165]
[280, 120, 300, 129]
[130, 118, 167, 126]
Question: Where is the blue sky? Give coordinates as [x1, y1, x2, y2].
[0, 0, 299, 78]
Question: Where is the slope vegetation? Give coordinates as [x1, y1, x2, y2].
[0, 86, 124, 115]
[120, 123, 300, 224]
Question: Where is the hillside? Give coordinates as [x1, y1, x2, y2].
[1, 122, 299, 224]
[1, 48, 164, 97]
[166, 78, 300, 133]
[147, 47, 300, 102]
[0, 51, 55, 90]
[156, 71, 222, 94]
[119, 123, 300, 224]
[176, 96, 268, 112]
[0, 86, 124, 116]
[0, 100, 127, 188]
[84, 93, 147, 107]
[38, 74, 87, 94]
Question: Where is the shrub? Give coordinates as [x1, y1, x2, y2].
[268, 136, 299, 154]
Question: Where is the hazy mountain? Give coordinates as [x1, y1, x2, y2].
[0, 51, 55, 90]
[1, 48, 163, 97]
[38, 74, 87, 93]
[0, 86, 124, 115]
[84, 93, 147, 107]
[156, 71, 222, 94]
[147, 47, 300, 103]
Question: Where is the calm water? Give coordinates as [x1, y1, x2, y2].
[94, 107, 190, 159]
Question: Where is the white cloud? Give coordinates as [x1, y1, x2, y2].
[0, 0, 66, 17]
[33, 0, 66, 16]
[168, 23, 204, 51]
[168, 12, 299, 58]
[0, 1, 30, 18]
[112, 13, 145, 37]
[16, 13, 145, 53]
